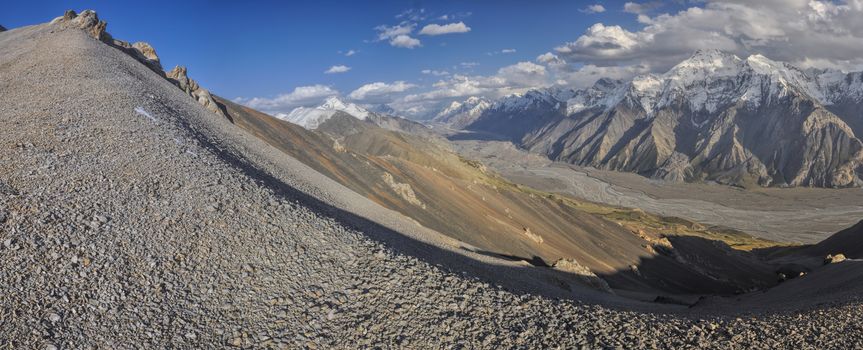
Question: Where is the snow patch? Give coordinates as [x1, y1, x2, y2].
[134, 107, 158, 123]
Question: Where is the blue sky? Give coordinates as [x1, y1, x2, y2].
[5, 1, 863, 118]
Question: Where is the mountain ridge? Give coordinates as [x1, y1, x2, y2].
[447, 49, 863, 188]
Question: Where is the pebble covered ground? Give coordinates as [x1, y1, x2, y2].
[1, 23, 862, 349]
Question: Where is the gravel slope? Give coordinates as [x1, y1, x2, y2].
[2, 23, 863, 349]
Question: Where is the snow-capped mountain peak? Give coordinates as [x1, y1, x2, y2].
[318, 96, 370, 119]
[667, 49, 743, 83]
[276, 96, 370, 129]
[432, 96, 491, 128]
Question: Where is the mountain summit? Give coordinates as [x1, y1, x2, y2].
[277, 96, 370, 129]
[455, 50, 863, 188]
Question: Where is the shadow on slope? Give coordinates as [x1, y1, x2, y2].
[211, 97, 793, 300]
[185, 104, 785, 309]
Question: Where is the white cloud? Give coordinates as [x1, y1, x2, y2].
[389, 62, 552, 116]
[536, 52, 561, 64]
[422, 69, 450, 76]
[237, 85, 339, 113]
[324, 65, 351, 74]
[348, 81, 417, 101]
[344, 50, 357, 56]
[623, 1, 662, 15]
[396, 8, 426, 21]
[390, 35, 422, 48]
[553, 0, 863, 72]
[459, 62, 479, 68]
[496, 61, 549, 87]
[488, 48, 518, 55]
[400, 62, 551, 107]
[375, 23, 416, 41]
[581, 4, 607, 14]
[419, 22, 472, 36]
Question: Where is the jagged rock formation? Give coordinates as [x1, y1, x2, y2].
[166, 66, 226, 118]
[112, 40, 163, 74]
[50, 10, 225, 117]
[460, 50, 863, 188]
[50, 10, 109, 42]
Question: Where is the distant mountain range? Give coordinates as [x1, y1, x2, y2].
[438, 50, 863, 188]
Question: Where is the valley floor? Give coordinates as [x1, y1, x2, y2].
[450, 138, 863, 244]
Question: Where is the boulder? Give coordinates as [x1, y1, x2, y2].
[824, 254, 847, 265]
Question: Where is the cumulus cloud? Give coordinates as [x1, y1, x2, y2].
[324, 65, 351, 74]
[237, 85, 339, 113]
[496, 61, 549, 87]
[390, 35, 422, 48]
[580, 4, 607, 14]
[554, 0, 863, 73]
[419, 22, 472, 35]
[536, 52, 562, 64]
[348, 81, 417, 101]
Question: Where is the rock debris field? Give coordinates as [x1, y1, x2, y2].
[1, 19, 863, 349]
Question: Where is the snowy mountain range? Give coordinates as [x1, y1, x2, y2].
[445, 50, 863, 188]
[431, 96, 492, 128]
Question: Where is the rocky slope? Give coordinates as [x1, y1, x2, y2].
[218, 95, 789, 297]
[3, 10, 863, 349]
[460, 50, 863, 188]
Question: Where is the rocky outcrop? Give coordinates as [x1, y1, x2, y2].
[0, 24, 6, 32]
[552, 259, 614, 294]
[50, 10, 163, 76]
[824, 254, 847, 265]
[166, 66, 226, 118]
[381, 172, 426, 209]
[50, 10, 227, 117]
[112, 40, 163, 74]
[51, 10, 110, 42]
